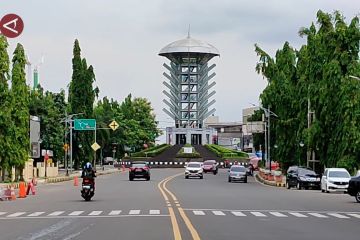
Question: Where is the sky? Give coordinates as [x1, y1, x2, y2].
[1, 0, 359, 134]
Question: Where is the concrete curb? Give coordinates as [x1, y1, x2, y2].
[255, 173, 285, 187]
[0, 169, 122, 188]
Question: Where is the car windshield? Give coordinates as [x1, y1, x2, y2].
[231, 167, 246, 172]
[329, 171, 350, 178]
[204, 162, 213, 165]
[298, 168, 316, 176]
[187, 163, 201, 168]
[132, 164, 146, 168]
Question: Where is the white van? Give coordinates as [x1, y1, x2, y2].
[321, 168, 351, 193]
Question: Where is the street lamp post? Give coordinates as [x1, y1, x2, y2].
[251, 103, 278, 171]
[299, 141, 304, 166]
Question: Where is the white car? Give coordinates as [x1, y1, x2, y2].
[321, 168, 351, 193]
[185, 162, 203, 179]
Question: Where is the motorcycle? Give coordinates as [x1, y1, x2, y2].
[81, 178, 95, 201]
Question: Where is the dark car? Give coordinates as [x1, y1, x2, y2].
[286, 166, 320, 190]
[129, 162, 150, 181]
[203, 160, 218, 174]
[347, 175, 360, 203]
[228, 165, 247, 183]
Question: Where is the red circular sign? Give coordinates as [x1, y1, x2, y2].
[0, 14, 24, 38]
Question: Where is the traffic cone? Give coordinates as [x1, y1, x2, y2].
[74, 176, 79, 186]
[18, 182, 26, 198]
[26, 181, 36, 195]
[10, 186, 16, 200]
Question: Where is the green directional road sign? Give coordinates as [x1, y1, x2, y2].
[74, 119, 96, 130]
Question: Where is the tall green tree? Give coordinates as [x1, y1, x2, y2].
[68, 39, 98, 169]
[29, 87, 66, 164]
[0, 36, 13, 180]
[254, 10, 360, 172]
[10, 43, 29, 178]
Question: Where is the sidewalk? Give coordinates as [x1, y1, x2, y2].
[0, 167, 122, 189]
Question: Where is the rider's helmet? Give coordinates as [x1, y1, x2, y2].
[84, 162, 92, 170]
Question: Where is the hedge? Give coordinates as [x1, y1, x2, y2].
[131, 144, 171, 157]
[205, 144, 248, 158]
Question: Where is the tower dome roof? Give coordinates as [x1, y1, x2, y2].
[159, 36, 220, 57]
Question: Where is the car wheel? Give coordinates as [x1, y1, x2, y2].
[355, 191, 360, 203]
[146, 176, 150, 181]
[228, 177, 231, 183]
[244, 178, 247, 183]
[286, 181, 291, 189]
[296, 182, 301, 190]
[129, 177, 134, 181]
[185, 175, 189, 179]
[200, 175, 203, 179]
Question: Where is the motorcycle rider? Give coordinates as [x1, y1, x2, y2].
[81, 162, 96, 189]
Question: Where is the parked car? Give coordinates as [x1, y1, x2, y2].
[286, 166, 321, 190]
[129, 161, 150, 181]
[203, 160, 218, 174]
[321, 168, 351, 193]
[348, 175, 360, 203]
[228, 165, 247, 183]
[185, 162, 203, 179]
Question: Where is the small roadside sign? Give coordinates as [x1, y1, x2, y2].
[109, 120, 119, 131]
[91, 142, 100, 151]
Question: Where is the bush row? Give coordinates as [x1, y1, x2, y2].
[205, 144, 248, 158]
[131, 144, 171, 157]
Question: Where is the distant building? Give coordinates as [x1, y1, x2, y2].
[242, 107, 264, 152]
[204, 117, 242, 150]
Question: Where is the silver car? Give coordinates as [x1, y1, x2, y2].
[228, 165, 247, 183]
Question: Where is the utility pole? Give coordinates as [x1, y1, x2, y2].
[64, 110, 68, 176]
[61, 112, 84, 174]
[268, 106, 271, 171]
[263, 113, 267, 168]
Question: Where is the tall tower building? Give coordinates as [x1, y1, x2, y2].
[159, 34, 219, 145]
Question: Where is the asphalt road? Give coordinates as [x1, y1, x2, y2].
[0, 168, 359, 240]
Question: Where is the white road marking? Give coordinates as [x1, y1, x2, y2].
[28, 212, 45, 217]
[48, 211, 65, 216]
[347, 213, 360, 219]
[129, 210, 140, 215]
[7, 212, 26, 217]
[231, 211, 246, 217]
[108, 210, 122, 216]
[212, 211, 226, 216]
[289, 212, 308, 218]
[193, 210, 205, 216]
[327, 213, 350, 219]
[149, 210, 160, 215]
[68, 211, 84, 216]
[88, 211, 102, 216]
[270, 212, 288, 217]
[0, 212, 7, 216]
[251, 212, 267, 217]
[308, 213, 328, 218]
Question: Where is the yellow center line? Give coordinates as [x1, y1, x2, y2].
[178, 207, 201, 240]
[168, 207, 182, 240]
[158, 175, 181, 240]
[162, 172, 202, 240]
[162, 173, 183, 202]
